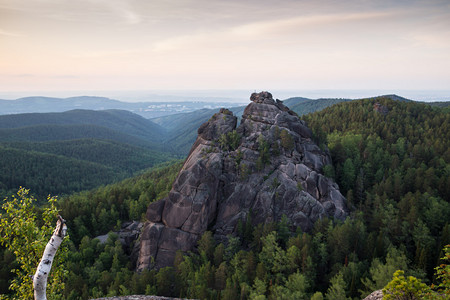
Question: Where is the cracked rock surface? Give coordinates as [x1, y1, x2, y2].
[137, 91, 348, 270]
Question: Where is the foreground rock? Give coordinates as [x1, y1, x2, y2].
[363, 290, 383, 300]
[91, 296, 194, 300]
[138, 91, 348, 270]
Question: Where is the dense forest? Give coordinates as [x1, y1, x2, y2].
[0, 97, 449, 299]
[0, 139, 173, 198]
[0, 109, 178, 197]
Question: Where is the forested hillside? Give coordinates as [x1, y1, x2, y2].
[286, 94, 411, 117]
[0, 109, 165, 143]
[1, 97, 449, 300]
[0, 110, 175, 197]
[2, 139, 168, 171]
[0, 140, 172, 197]
[290, 98, 352, 115]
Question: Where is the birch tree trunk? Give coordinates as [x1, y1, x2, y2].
[33, 216, 67, 300]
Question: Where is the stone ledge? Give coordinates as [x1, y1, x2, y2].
[91, 296, 196, 300]
[363, 290, 383, 300]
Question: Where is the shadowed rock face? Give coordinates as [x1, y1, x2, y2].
[137, 91, 348, 270]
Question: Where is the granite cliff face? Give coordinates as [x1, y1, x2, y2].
[137, 91, 348, 270]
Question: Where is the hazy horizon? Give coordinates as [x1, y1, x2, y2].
[1, 89, 450, 103]
[1, 0, 449, 94]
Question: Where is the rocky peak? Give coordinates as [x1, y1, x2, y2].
[197, 108, 237, 141]
[137, 91, 348, 270]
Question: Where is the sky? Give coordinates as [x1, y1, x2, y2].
[1, 0, 450, 99]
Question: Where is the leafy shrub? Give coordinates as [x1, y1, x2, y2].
[280, 130, 294, 150]
[218, 130, 241, 151]
[382, 270, 431, 299]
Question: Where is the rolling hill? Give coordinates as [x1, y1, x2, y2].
[1, 139, 170, 173]
[0, 109, 165, 140]
[285, 94, 414, 116]
[0, 109, 175, 197]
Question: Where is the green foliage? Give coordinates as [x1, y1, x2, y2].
[0, 108, 165, 144]
[235, 149, 243, 167]
[433, 245, 450, 296]
[218, 130, 241, 151]
[382, 270, 431, 299]
[280, 129, 294, 150]
[326, 272, 350, 300]
[249, 278, 267, 300]
[361, 247, 409, 293]
[0, 140, 174, 198]
[0, 249, 15, 295]
[0, 188, 68, 299]
[259, 232, 290, 282]
[341, 158, 356, 193]
[271, 178, 280, 190]
[257, 136, 270, 170]
[289, 98, 352, 117]
[198, 231, 215, 262]
[0, 109, 177, 197]
[303, 97, 449, 282]
[310, 291, 324, 300]
[270, 272, 309, 300]
[240, 163, 251, 180]
[322, 164, 335, 179]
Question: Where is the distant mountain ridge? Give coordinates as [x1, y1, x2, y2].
[0, 96, 243, 119]
[0, 109, 165, 145]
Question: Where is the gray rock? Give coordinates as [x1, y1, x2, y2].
[137, 91, 348, 270]
[146, 199, 165, 222]
[363, 290, 383, 300]
[95, 221, 143, 249]
[91, 295, 195, 300]
[136, 222, 164, 270]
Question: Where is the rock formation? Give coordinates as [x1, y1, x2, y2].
[137, 91, 348, 270]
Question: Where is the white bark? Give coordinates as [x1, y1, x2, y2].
[33, 216, 67, 300]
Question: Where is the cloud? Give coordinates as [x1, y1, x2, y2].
[11, 73, 80, 79]
[151, 11, 397, 52]
[0, 0, 143, 25]
[15, 73, 35, 77]
[407, 32, 450, 49]
[71, 49, 143, 59]
[230, 11, 396, 36]
[102, 0, 142, 25]
[0, 29, 22, 37]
